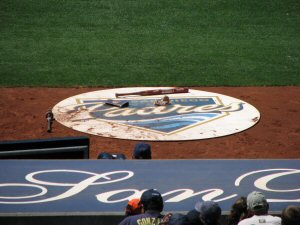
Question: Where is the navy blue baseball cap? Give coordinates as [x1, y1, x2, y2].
[133, 142, 152, 159]
[141, 189, 163, 211]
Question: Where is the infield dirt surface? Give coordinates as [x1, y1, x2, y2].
[0, 87, 299, 159]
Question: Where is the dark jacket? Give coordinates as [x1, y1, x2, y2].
[119, 210, 164, 225]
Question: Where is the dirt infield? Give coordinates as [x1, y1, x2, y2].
[0, 87, 299, 159]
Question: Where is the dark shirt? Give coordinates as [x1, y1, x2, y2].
[119, 210, 164, 225]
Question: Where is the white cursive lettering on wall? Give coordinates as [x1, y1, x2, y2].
[97, 189, 147, 203]
[162, 189, 237, 202]
[0, 183, 47, 199]
[96, 188, 237, 203]
[0, 170, 134, 204]
[0, 168, 299, 205]
[235, 168, 300, 202]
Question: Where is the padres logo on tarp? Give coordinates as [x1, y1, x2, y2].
[53, 87, 260, 141]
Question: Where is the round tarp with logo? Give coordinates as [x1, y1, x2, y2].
[53, 87, 260, 141]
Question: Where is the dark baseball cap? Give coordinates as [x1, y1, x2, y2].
[195, 201, 221, 225]
[141, 189, 163, 211]
[133, 142, 152, 159]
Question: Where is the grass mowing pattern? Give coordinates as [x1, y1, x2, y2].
[1, 0, 300, 87]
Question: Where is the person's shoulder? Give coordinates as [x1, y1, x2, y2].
[253, 215, 281, 225]
[119, 214, 144, 225]
[119, 211, 163, 224]
[119, 216, 130, 225]
[267, 214, 282, 223]
[237, 217, 255, 225]
[124, 213, 152, 220]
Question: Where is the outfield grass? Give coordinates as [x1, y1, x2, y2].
[0, 0, 299, 87]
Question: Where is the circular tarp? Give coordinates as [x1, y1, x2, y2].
[53, 87, 260, 141]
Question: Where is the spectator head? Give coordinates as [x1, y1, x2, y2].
[247, 191, 268, 215]
[141, 189, 163, 212]
[195, 201, 221, 225]
[133, 142, 152, 159]
[227, 196, 248, 225]
[125, 198, 142, 216]
[168, 213, 190, 225]
[281, 205, 300, 225]
[97, 152, 113, 159]
[186, 209, 202, 225]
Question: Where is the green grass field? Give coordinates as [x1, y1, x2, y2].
[1, 0, 299, 87]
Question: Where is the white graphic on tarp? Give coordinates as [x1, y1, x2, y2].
[53, 87, 260, 140]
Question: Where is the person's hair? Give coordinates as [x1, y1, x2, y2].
[197, 201, 221, 225]
[251, 204, 269, 215]
[186, 209, 203, 225]
[227, 197, 248, 225]
[281, 205, 300, 225]
[125, 199, 143, 217]
[133, 142, 152, 159]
